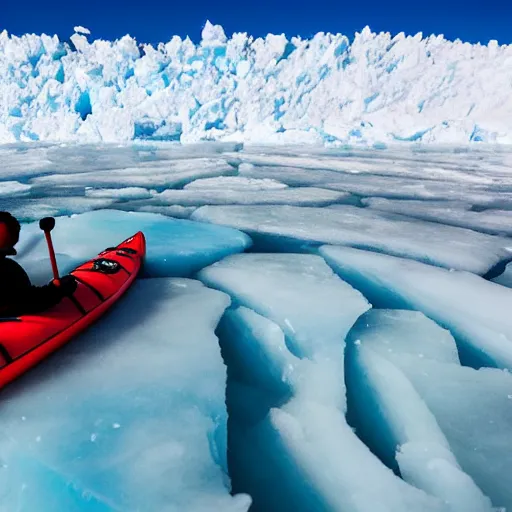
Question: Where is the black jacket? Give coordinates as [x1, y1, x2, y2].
[0, 256, 64, 317]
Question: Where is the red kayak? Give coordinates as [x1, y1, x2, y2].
[0, 231, 146, 389]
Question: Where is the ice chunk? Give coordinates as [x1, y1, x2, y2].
[201, 20, 227, 44]
[400, 361, 512, 512]
[238, 162, 345, 187]
[30, 158, 237, 188]
[324, 176, 512, 207]
[155, 187, 348, 207]
[344, 310, 494, 511]
[15, 209, 251, 282]
[239, 164, 508, 206]
[231, 153, 510, 184]
[191, 205, 512, 274]
[0, 180, 32, 197]
[136, 204, 197, 219]
[198, 253, 370, 364]
[366, 197, 512, 236]
[74, 26, 91, 35]
[0, 196, 116, 222]
[0, 278, 251, 512]
[215, 306, 450, 512]
[321, 245, 512, 369]
[348, 309, 460, 365]
[185, 176, 288, 191]
[84, 187, 154, 200]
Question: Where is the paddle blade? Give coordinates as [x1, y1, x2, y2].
[39, 217, 55, 232]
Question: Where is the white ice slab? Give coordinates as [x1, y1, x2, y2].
[0, 278, 251, 512]
[321, 245, 512, 369]
[84, 187, 155, 200]
[14, 209, 251, 282]
[365, 197, 512, 236]
[345, 310, 498, 511]
[155, 187, 348, 207]
[192, 205, 512, 274]
[185, 176, 288, 190]
[30, 158, 237, 188]
[199, 253, 450, 511]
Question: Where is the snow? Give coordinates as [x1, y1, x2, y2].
[0, 277, 251, 512]
[191, 204, 512, 274]
[197, 255, 453, 511]
[3, 24, 512, 144]
[14, 209, 251, 282]
[321, 245, 512, 369]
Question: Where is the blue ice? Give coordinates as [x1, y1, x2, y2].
[191, 204, 512, 274]
[15, 209, 252, 282]
[321, 245, 512, 370]
[198, 254, 452, 512]
[345, 309, 495, 511]
[0, 278, 251, 511]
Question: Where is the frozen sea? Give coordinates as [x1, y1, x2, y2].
[1, 141, 512, 512]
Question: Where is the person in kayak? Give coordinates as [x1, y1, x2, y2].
[0, 212, 77, 317]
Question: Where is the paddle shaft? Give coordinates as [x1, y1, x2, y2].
[43, 230, 60, 285]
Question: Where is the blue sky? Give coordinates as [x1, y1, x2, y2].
[2, 0, 510, 46]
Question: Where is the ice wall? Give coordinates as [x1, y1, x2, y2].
[2, 21, 512, 145]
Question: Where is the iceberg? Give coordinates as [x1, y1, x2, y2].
[197, 254, 453, 511]
[321, 245, 512, 369]
[14, 209, 251, 282]
[0, 278, 251, 512]
[191, 204, 512, 274]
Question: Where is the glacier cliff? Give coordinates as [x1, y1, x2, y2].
[1, 21, 512, 145]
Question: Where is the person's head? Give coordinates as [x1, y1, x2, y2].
[0, 212, 20, 257]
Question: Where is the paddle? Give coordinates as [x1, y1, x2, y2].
[39, 217, 60, 286]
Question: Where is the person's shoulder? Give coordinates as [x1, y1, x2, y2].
[1, 257, 27, 274]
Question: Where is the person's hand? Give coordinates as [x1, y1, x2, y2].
[58, 275, 78, 297]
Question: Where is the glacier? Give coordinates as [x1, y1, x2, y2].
[2, 22, 512, 145]
[1, 141, 512, 511]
